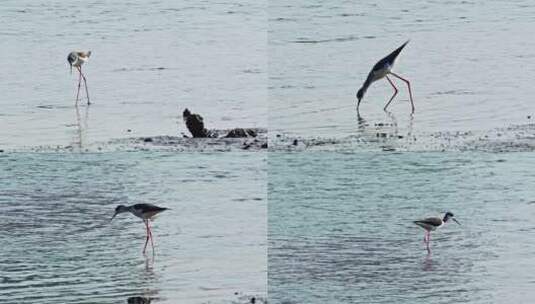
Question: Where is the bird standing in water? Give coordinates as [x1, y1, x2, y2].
[111, 203, 168, 254]
[356, 40, 414, 113]
[67, 51, 91, 105]
[414, 212, 460, 254]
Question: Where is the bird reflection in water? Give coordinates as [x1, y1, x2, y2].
[422, 253, 434, 271]
[355, 110, 414, 144]
[73, 104, 90, 150]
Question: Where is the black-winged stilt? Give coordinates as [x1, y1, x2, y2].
[111, 203, 168, 254]
[414, 212, 460, 253]
[356, 40, 414, 113]
[67, 51, 91, 105]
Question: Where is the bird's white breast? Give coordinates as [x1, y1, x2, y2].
[372, 64, 391, 81]
[72, 56, 88, 67]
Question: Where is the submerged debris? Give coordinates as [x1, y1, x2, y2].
[183, 108, 209, 138]
[127, 297, 151, 304]
[226, 128, 258, 138]
[183, 108, 259, 139]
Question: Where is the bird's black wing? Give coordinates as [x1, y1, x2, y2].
[132, 203, 168, 213]
[372, 40, 409, 71]
[414, 217, 442, 227]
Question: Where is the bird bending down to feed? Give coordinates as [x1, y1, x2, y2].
[67, 51, 91, 105]
[414, 212, 460, 254]
[111, 203, 168, 254]
[356, 40, 415, 113]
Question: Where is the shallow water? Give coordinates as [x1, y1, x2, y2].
[0, 0, 266, 149]
[0, 152, 266, 304]
[269, 0, 535, 139]
[269, 152, 535, 303]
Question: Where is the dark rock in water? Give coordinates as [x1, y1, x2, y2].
[225, 128, 257, 138]
[261, 143, 268, 149]
[183, 108, 209, 138]
[292, 139, 298, 146]
[143, 137, 153, 143]
[127, 297, 151, 304]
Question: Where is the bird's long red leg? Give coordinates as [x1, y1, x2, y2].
[76, 67, 82, 104]
[79, 67, 90, 105]
[383, 75, 399, 111]
[147, 220, 155, 255]
[426, 232, 431, 254]
[143, 220, 150, 254]
[389, 72, 415, 113]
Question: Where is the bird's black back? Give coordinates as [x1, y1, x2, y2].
[414, 217, 442, 227]
[372, 40, 409, 72]
[132, 203, 168, 213]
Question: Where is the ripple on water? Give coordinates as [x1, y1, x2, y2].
[269, 152, 535, 304]
[0, 152, 266, 303]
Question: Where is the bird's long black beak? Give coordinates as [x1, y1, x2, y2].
[452, 218, 461, 225]
[110, 212, 118, 222]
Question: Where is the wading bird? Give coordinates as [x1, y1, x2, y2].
[111, 203, 168, 254]
[67, 51, 91, 105]
[414, 212, 460, 253]
[356, 41, 414, 113]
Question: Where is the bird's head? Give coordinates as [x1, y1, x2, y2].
[67, 53, 75, 74]
[111, 205, 129, 221]
[443, 212, 460, 225]
[356, 87, 365, 107]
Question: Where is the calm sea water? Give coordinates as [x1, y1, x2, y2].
[269, 0, 535, 138]
[0, 0, 266, 149]
[0, 152, 266, 304]
[269, 152, 535, 304]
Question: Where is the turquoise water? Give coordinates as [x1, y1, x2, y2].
[269, 152, 535, 303]
[0, 152, 266, 304]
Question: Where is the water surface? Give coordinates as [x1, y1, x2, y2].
[269, 152, 535, 303]
[0, 0, 266, 149]
[269, 0, 535, 139]
[0, 152, 266, 303]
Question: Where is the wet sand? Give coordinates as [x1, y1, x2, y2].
[2, 128, 267, 153]
[4, 121, 535, 153]
[270, 122, 535, 152]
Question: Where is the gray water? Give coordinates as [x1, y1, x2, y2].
[0, 152, 266, 303]
[269, 0, 535, 139]
[0, 0, 266, 149]
[269, 152, 535, 304]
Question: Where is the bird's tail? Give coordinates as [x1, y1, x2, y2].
[389, 40, 410, 59]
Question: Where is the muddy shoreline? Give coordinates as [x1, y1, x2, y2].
[270, 122, 535, 152]
[4, 123, 535, 153]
